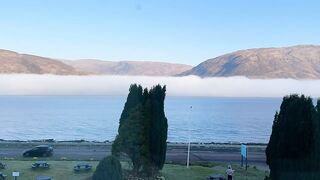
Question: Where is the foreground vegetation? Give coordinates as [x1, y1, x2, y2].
[266, 95, 320, 179]
[0, 160, 268, 180]
[113, 84, 168, 176]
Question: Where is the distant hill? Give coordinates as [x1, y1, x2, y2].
[180, 45, 320, 79]
[63, 59, 192, 76]
[0, 49, 192, 76]
[0, 49, 82, 75]
[3, 45, 320, 79]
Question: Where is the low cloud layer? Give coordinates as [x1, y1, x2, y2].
[0, 74, 320, 97]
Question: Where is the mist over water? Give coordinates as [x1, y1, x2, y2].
[0, 74, 320, 97]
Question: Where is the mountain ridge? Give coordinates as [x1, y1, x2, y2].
[0, 49, 192, 76]
[180, 45, 320, 79]
[62, 59, 192, 76]
[0, 49, 83, 75]
[1, 45, 320, 79]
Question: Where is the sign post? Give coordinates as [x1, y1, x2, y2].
[12, 172, 19, 180]
[241, 144, 248, 170]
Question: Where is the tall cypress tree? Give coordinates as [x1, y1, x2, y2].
[118, 84, 143, 130]
[112, 84, 144, 159]
[149, 85, 168, 170]
[313, 100, 320, 175]
[266, 94, 316, 179]
[112, 84, 168, 176]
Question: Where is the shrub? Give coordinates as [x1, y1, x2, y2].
[92, 156, 123, 180]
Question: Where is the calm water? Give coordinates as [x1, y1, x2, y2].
[0, 96, 281, 143]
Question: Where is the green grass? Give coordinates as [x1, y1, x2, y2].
[0, 160, 98, 180]
[0, 160, 268, 180]
[162, 164, 269, 180]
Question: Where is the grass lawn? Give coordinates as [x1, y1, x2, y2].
[0, 160, 268, 180]
[162, 163, 269, 180]
[0, 160, 98, 180]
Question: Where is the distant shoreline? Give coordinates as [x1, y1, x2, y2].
[0, 138, 268, 146]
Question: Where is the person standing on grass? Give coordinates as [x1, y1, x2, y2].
[226, 165, 235, 180]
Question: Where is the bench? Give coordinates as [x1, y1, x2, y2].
[206, 174, 226, 180]
[0, 172, 7, 180]
[32, 161, 50, 169]
[73, 162, 92, 172]
[35, 176, 53, 180]
[0, 162, 6, 169]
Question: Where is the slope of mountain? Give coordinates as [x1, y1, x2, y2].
[180, 45, 320, 79]
[0, 49, 82, 75]
[63, 59, 193, 76]
[0, 49, 192, 76]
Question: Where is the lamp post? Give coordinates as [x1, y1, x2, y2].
[187, 106, 192, 168]
[187, 141, 191, 168]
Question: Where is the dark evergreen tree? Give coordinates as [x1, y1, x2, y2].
[92, 155, 123, 180]
[149, 85, 168, 171]
[112, 84, 145, 174]
[313, 99, 320, 176]
[113, 105, 147, 173]
[112, 84, 168, 176]
[118, 84, 143, 130]
[266, 94, 316, 179]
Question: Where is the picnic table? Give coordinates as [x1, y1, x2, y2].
[0, 172, 7, 180]
[0, 162, 6, 169]
[32, 161, 50, 169]
[206, 174, 226, 180]
[74, 162, 92, 172]
[35, 176, 53, 180]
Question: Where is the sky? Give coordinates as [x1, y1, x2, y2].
[0, 0, 319, 65]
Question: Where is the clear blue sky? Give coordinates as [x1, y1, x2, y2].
[0, 0, 319, 65]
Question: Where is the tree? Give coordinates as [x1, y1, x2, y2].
[148, 85, 168, 171]
[313, 99, 320, 175]
[112, 84, 168, 176]
[266, 94, 316, 179]
[92, 155, 123, 180]
[118, 84, 143, 130]
[113, 105, 147, 173]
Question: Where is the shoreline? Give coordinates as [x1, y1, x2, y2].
[0, 138, 268, 146]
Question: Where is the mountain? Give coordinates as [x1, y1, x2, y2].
[0, 49, 82, 75]
[180, 45, 320, 79]
[3, 45, 320, 78]
[63, 59, 192, 76]
[0, 49, 192, 76]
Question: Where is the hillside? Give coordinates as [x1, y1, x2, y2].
[0, 49, 192, 76]
[63, 59, 192, 76]
[180, 45, 320, 79]
[3, 45, 320, 79]
[0, 49, 82, 75]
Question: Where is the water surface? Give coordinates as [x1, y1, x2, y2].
[0, 96, 281, 143]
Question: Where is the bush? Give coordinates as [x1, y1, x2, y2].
[92, 156, 123, 180]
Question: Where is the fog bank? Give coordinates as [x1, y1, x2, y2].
[0, 74, 320, 97]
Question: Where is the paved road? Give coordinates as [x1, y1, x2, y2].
[0, 142, 267, 167]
